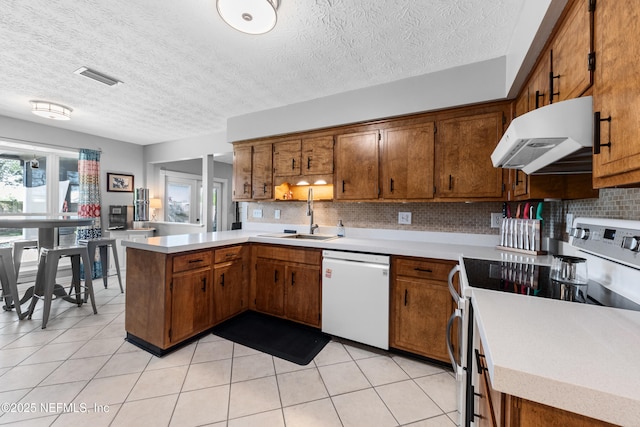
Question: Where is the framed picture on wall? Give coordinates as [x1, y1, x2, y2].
[107, 173, 134, 192]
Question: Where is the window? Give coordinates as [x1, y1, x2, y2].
[0, 139, 78, 250]
[162, 170, 202, 224]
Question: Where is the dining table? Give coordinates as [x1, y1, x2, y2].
[0, 215, 96, 310]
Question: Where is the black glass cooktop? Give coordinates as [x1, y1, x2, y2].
[462, 257, 640, 310]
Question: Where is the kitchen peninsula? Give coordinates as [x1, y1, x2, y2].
[122, 228, 640, 426]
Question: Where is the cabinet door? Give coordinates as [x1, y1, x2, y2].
[302, 136, 334, 175]
[213, 260, 244, 322]
[273, 140, 301, 177]
[550, 0, 592, 103]
[255, 259, 285, 316]
[436, 112, 504, 199]
[511, 169, 529, 198]
[592, 1, 640, 186]
[252, 144, 273, 200]
[170, 269, 214, 344]
[334, 130, 379, 200]
[232, 146, 252, 200]
[527, 57, 550, 110]
[391, 277, 451, 362]
[381, 123, 435, 200]
[285, 263, 320, 327]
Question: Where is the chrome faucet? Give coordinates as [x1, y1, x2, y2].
[307, 187, 319, 234]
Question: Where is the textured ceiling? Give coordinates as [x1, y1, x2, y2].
[0, 0, 529, 145]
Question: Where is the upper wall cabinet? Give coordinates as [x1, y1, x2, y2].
[334, 130, 379, 200]
[380, 123, 435, 200]
[232, 143, 273, 201]
[232, 146, 252, 201]
[435, 108, 506, 200]
[273, 136, 334, 179]
[592, 1, 640, 188]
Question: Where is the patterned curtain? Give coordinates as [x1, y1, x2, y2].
[77, 149, 102, 278]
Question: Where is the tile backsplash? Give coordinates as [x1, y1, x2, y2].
[245, 188, 640, 240]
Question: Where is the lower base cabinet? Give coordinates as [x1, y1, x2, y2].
[475, 343, 617, 427]
[125, 245, 247, 355]
[252, 245, 321, 327]
[390, 256, 457, 363]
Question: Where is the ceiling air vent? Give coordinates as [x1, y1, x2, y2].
[73, 67, 122, 86]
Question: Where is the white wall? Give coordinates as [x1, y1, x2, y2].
[227, 57, 507, 142]
[0, 115, 144, 229]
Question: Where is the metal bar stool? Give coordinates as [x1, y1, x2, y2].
[78, 238, 123, 293]
[12, 239, 39, 280]
[27, 246, 97, 329]
[0, 247, 25, 320]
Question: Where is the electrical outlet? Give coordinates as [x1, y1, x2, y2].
[252, 209, 263, 218]
[274, 209, 281, 219]
[491, 213, 503, 228]
[398, 212, 412, 225]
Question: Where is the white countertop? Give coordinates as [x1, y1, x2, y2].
[120, 228, 545, 262]
[472, 288, 640, 426]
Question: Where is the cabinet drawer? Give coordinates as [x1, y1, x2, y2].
[173, 250, 213, 273]
[215, 246, 243, 264]
[394, 257, 455, 281]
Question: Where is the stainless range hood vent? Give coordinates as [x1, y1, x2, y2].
[73, 67, 122, 86]
[491, 96, 593, 175]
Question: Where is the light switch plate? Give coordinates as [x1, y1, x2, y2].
[252, 209, 263, 218]
[398, 212, 412, 225]
[274, 209, 281, 219]
[566, 213, 574, 232]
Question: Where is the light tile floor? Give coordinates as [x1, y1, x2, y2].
[0, 276, 458, 426]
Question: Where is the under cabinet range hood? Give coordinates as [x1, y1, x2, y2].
[491, 96, 593, 175]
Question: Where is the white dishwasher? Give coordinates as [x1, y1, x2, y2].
[321, 250, 390, 350]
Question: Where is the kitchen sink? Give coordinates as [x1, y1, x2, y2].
[258, 233, 339, 241]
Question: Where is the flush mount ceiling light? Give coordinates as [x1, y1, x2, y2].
[217, 0, 279, 35]
[30, 101, 72, 121]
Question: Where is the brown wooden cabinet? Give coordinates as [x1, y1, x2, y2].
[273, 135, 334, 184]
[334, 130, 380, 200]
[232, 145, 252, 200]
[253, 245, 321, 327]
[592, 0, 640, 188]
[125, 247, 216, 354]
[507, 169, 597, 201]
[435, 110, 506, 200]
[302, 135, 334, 175]
[380, 123, 435, 200]
[232, 142, 273, 201]
[390, 256, 456, 362]
[252, 143, 273, 200]
[213, 245, 248, 323]
[273, 139, 302, 177]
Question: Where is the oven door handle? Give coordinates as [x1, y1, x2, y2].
[448, 265, 462, 305]
[446, 308, 463, 381]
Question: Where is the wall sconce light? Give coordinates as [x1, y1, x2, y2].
[149, 198, 162, 221]
[217, 0, 279, 35]
[30, 100, 72, 120]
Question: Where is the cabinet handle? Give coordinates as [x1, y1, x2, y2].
[291, 271, 296, 286]
[342, 180, 345, 193]
[404, 289, 408, 306]
[201, 277, 207, 292]
[549, 49, 560, 104]
[390, 178, 394, 193]
[475, 349, 498, 427]
[189, 259, 203, 263]
[448, 175, 453, 190]
[263, 183, 267, 194]
[243, 183, 249, 194]
[292, 158, 296, 170]
[274, 270, 279, 283]
[307, 156, 311, 170]
[220, 273, 225, 287]
[594, 112, 612, 155]
[535, 90, 544, 109]
[414, 267, 433, 273]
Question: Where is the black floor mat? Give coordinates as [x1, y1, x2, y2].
[211, 311, 330, 365]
